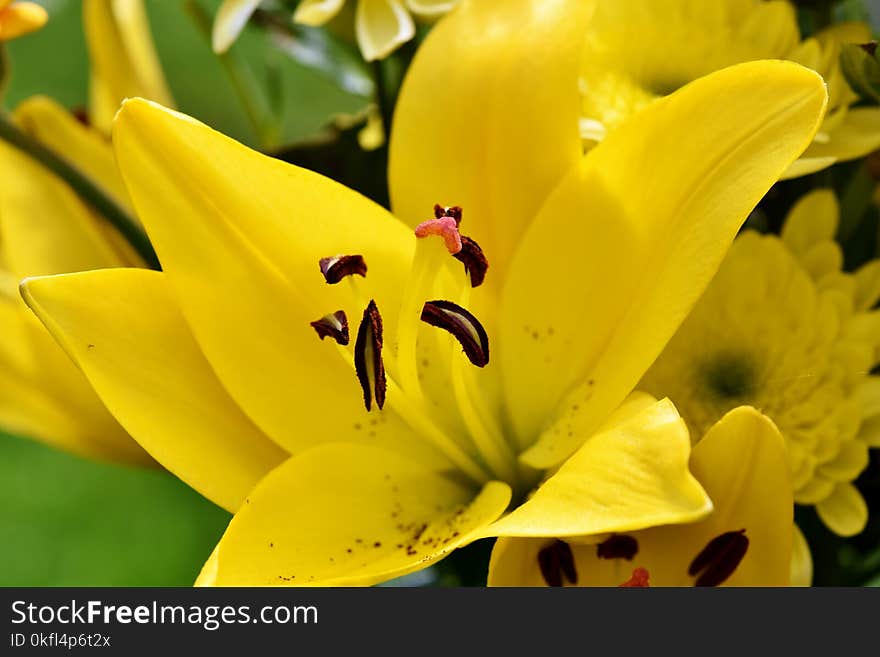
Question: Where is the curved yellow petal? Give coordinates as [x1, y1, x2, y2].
[21, 269, 288, 512]
[293, 0, 346, 27]
[796, 108, 880, 168]
[502, 61, 827, 466]
[84, 0, 174, 133]
[780, 188, 839, 258]
[0, 283, 145, 464]
[14, 96, 132, 215]
[790, 524, 812, 587]
[111, 99, 425, 460]
[816, 482, 867, 537]
[356, 0, 414, 61]
[0, 141, 127, 278]
[0, 2, 47, 41]
[389, 0, 591, 283]
[479, 399, 711, 538]
[205, 443, 511, 586]
[404, 0, 457, 17]
[211, 0, 261, 53]
[489, 407, 793, 586]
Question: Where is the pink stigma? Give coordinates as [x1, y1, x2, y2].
[414, 216, 462, 254]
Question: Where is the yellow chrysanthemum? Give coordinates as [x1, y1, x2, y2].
[0, 0, 46, 42]
[580, 0, 880, 178]
[640, 189, 880, 559]
[212, 0, 457, 60]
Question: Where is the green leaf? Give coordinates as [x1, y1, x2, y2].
[840, 42, 880, 105]
[0, 433, 229, 586]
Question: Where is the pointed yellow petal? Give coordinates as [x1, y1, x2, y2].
[502, 61, 827, 467]
[293, 0, 345, 27]
[781, 188, 839, 257]
[14, 96, 132, 215]
[790, 524, 813, 586]
[479, 399, 711, 538]
[21, 269, 288, 512]
[489, 407, 793, 586]
[83, 0, 174, 132]
[781, 155, 838, 179]
[404, 0, 456, 16]
[206, 444, 511, 586]
[0, 2, 47, 41]
[112, 99, 420, 459]
[816, 482, 868, 537]
[356, 0, 415, 61]
[0, 141, 127, 277]
[211, 0, 261, 53]
[853, 261, 880, 312]
[796, 108, 880, 169]
[390, 0, 591, 282]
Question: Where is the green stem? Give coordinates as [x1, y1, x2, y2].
[0, 112, 160, 269]
[184, 0, 275, 149]
[372, 60, 393, 139]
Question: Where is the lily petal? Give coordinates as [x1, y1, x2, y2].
[389, 0, 591, 282]
[0, 141, 127, 277]
[21, 269, 288, 512]
[479, 399, 711, 538]
[501, 61, 827, 466]
[489, 407, 793, 586]
[84, 0, 174, 133]
[405, 0, 457, 17]
[356, 0, 415, 62]
[201, 443, 511, 586]
[293, 0, 345, 27]
[211, 0, 261, 54]
[13, 96, 132, 214]
[112, 99, 419, 459]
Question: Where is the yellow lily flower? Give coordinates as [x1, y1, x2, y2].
[580, 0, 880, 179]
[0, 96, 150, 464]
[212, 0, 457, 60]
[0, 0, 46, 42]
[22, 0, 826, 585]
[83, 0, 174, 134]
[640, 189, 880, 583]
[489, 406, 793, 586]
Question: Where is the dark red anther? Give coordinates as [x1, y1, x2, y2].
[420, 300, 489, 367]
[537, 540, 578, 587]
[597, 535, 639, 561]
[453, 236, 488, 288]
[310, 310, 349, 345]
[319, 255, 367, 284]
[354, 300, 386, 411]
[688, 529, 749, 587]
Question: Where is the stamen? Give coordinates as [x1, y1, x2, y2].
[688, 529, 749, 587]
[596, 535, 639, 561]
[354, 300, 386, 411]
[537, 540, 578, 587]
[319, 255, 367, 284]
[453, 236, 489, 288]
[433, 204, 463, 225]
[421, 300, 490, 367]
[415, 216, 462, 254]
[310, 310, 349, 345]
[619, 568, 650, 588]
